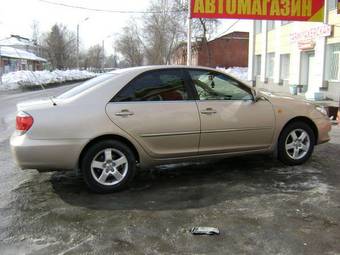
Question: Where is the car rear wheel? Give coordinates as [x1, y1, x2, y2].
[278, 121, 315, 165]
[81, 140, 136, 193]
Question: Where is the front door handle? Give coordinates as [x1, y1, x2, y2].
[115, 109, 134, 117]
[201, 108, 217, 115]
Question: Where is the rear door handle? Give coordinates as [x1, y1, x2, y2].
[201, 108, 217, 115]
[115, 109, 134, 117]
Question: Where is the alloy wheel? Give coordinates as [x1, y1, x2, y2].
[90, 148, 128, 186]
[285, 129, 311, 160]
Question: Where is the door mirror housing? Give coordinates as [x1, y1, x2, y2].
[252, 90, 264, 102]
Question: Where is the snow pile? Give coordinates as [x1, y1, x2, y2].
[1, 70, 97, 90]
[216, 67, 248, 81]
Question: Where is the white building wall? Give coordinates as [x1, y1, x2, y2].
[248, 1, 340, 101]
[260, 21, 267, 83]
[273, 21, 281, 84]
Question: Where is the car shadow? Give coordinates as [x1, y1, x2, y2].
[50, 153, 327, 211]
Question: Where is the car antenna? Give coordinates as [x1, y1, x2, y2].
[11, 47, 57, 106]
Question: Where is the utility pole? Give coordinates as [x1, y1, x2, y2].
[76, 17, 89, 70]
[102, 40, 105, 72]
[76, 24, 79, 69]
[187, 0, 192, 66]
[0, 45, 2, 85]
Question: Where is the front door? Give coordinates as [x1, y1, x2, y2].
[186, 69, 275, 154]
[106, 69, 200, 158]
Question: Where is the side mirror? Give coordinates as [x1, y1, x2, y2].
[252, 90, 263, 102]
[252, 90, 258, 101]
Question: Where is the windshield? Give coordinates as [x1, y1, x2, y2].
[56, 74, 114, 99]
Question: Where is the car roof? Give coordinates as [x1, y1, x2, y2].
[108, 65, 218, 74]
[108, 65, 246, 84]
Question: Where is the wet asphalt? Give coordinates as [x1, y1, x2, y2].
[0, 85, 340, 254]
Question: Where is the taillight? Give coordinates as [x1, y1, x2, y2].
[16, 111, 34, 134]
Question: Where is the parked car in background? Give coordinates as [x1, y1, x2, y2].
[11, 66, 331, 193]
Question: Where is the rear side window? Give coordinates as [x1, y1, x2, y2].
[114, 69, 188, 102]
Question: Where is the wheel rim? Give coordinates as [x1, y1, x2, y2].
[285, 129, 311, 160]
[90, 148, 128, 186]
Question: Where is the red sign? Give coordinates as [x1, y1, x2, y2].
[190, 0, 325, 22]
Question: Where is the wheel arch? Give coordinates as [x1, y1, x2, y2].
[78, 134, 140, 169]
[278, 116, 319, 146]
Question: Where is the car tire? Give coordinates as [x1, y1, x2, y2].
[278, 121, 315, 165]
[81, 140, 136, 193]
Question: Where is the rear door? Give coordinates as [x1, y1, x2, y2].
[106, 68, 200, 158]
[186, 69, 275, 154]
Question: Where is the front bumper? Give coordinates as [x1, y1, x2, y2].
[315, 117, 332, 145]
[10, 133, 87, 171]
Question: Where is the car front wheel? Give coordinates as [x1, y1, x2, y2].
[278, 121, 315, 165]
[81, 140, 136, 193]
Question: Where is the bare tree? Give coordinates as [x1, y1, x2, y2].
[41, 24, 77, 69]
[175, 0, 219, 66]
[142, 0, 186, 65]
[85, 44, 103, 69]
[115, 24, 144, 67]
[105, 54, 119, 68]
[192, 18, 219, 66]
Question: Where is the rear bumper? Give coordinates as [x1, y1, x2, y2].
[10, 133, 87, 171]
[315, 117, 332, 145]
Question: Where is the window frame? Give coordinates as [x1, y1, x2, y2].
[111, 68, 196, 102]
[184, 68, 255, 102]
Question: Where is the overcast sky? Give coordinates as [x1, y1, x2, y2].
[0, 0, 250, 55]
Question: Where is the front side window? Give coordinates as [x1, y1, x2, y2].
[114, 69, 188, 102]
[188, 70, 253, 101]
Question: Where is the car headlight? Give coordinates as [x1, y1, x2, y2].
[315, 106, 328, 116]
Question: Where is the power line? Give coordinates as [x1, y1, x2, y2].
[213, 20, 241, 39]
[38, 0, 185, 14]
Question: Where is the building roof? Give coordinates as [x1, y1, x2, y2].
[0, 35, 36, 47]
[0, 46, 46, 62]
[208, 31, 249, 43]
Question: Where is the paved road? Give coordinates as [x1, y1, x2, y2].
[0, 86, 340, 254]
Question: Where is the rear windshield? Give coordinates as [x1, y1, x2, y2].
[57, 74, 114, 99]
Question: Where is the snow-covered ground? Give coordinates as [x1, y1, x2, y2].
[0, 70, 98, 90]
[216, 67, 248, 81]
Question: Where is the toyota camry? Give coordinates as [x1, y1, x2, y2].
[10, 66, 331, 193]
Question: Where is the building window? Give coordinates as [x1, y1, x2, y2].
[327, 43, 340, 81]
[255, 55, 261, 76]
[280, 54, 290, 80]
[281, 21, 292, 26]
[267, 21, 275, 31]
[328, 0, 337, 10]
[255, 20, 262, 34]
[266, 53, 275, 78]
